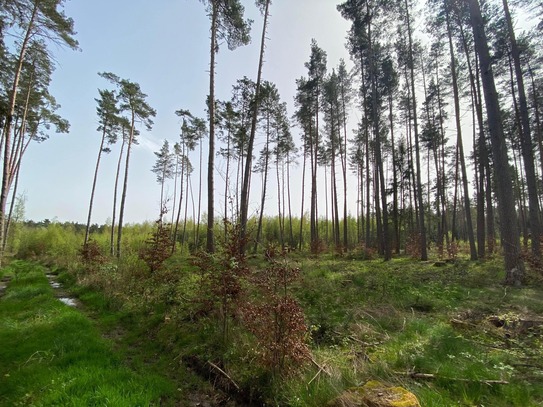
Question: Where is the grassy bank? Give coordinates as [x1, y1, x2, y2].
[0, 261, 180, 406]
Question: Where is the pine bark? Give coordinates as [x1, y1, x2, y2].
[206, 3, 218, 253]
[468, 0, 524, 284]
[240, 0, 270, 251]
[116, 112, 136, 258]
[502, 0, 541, 257]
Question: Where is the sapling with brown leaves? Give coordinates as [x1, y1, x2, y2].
[242, 245, 310, 376]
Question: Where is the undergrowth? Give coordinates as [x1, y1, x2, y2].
[5, 229, 543, 406]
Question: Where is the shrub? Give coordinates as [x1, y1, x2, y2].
[139, 219, 172, 273]
[194, 221, 250, 343]
[80, 240, 106, 270]
[242, 246, 310, 376]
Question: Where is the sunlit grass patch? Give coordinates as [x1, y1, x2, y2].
[0, 262, 175, 406]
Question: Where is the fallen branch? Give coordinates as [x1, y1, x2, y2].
[309, 356, 331, 377]
[394, 371, 509, 385]
[207, 360, 240, 391]
[307, 363, 327, 386]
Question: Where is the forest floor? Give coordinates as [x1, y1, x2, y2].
[1, 255, 543, 406]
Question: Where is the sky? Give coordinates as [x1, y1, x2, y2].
[19, 0, 355, 224]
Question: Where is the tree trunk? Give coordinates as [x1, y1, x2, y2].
[299, 143, 307, 250]
[340, 79, 349, 250]
[84, 128, 107, 246]
[206, 3, 218, 253]
[446, 9, 477, 260]
[277, 155, 284, 248]
[196, 138, 203, 247]
[240, 0, 270, 250]
[110, 133, 126, 256]
[389, 93, 400, 254]
[460, 18, 487, 259]
[224, 127, 231, 237]
[254, 116, 271, 252]
[404, 0, 427, 260]
[468, 0, 524, 284]
[172, 144, 186, 253]
[503, 0, 541, 257]
[116, 113, 136, 259]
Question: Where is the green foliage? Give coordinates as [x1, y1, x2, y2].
[16, 222, 80, 265]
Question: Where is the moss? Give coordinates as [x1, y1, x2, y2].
[328, 380, 420, 407]
[358, 381, 420, 407]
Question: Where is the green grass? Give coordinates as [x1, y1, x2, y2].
[280, 256, 543, 406]
[0, 261, 177, 406]
[6, 250, 543, 406]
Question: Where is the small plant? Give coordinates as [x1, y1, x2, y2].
[242, 246, 310, 376]
[139, 209, 172, 273]
[405, 233, 422, 259]
[310, 238, 327, 256]
[194, 220, 250, 343]
[79, 240, 106, 270]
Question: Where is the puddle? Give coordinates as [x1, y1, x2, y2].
[58, 297, 77, 307]
[46, 273, 78, 307]
[0, 276, 11, 297]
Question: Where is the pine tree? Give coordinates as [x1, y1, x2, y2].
[84, 88, 120, 246]
[100, 72, 156, 259]
[467, 0, 525, 284]
[0, 0, 77, 262]
[152, 139, 175, 211]
[199, 0, 251, 253]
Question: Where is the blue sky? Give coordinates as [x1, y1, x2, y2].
[19, 0, 354, 224]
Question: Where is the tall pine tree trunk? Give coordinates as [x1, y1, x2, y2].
[172, 144, 186, 253]
[116, 114, 136, 259]
[254, 118, 271, 252]
[468, 0, 524, 284]
[446, 10, 477, 260]
[240, 0, 270, 250]
[110, 134, 126, 256]
[404, 0, 427, 260]
[206, 3, 218, 253]
[85, 128, 107, 245]
[299, 143, 307, 250]
[503, 0, 541, 257]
